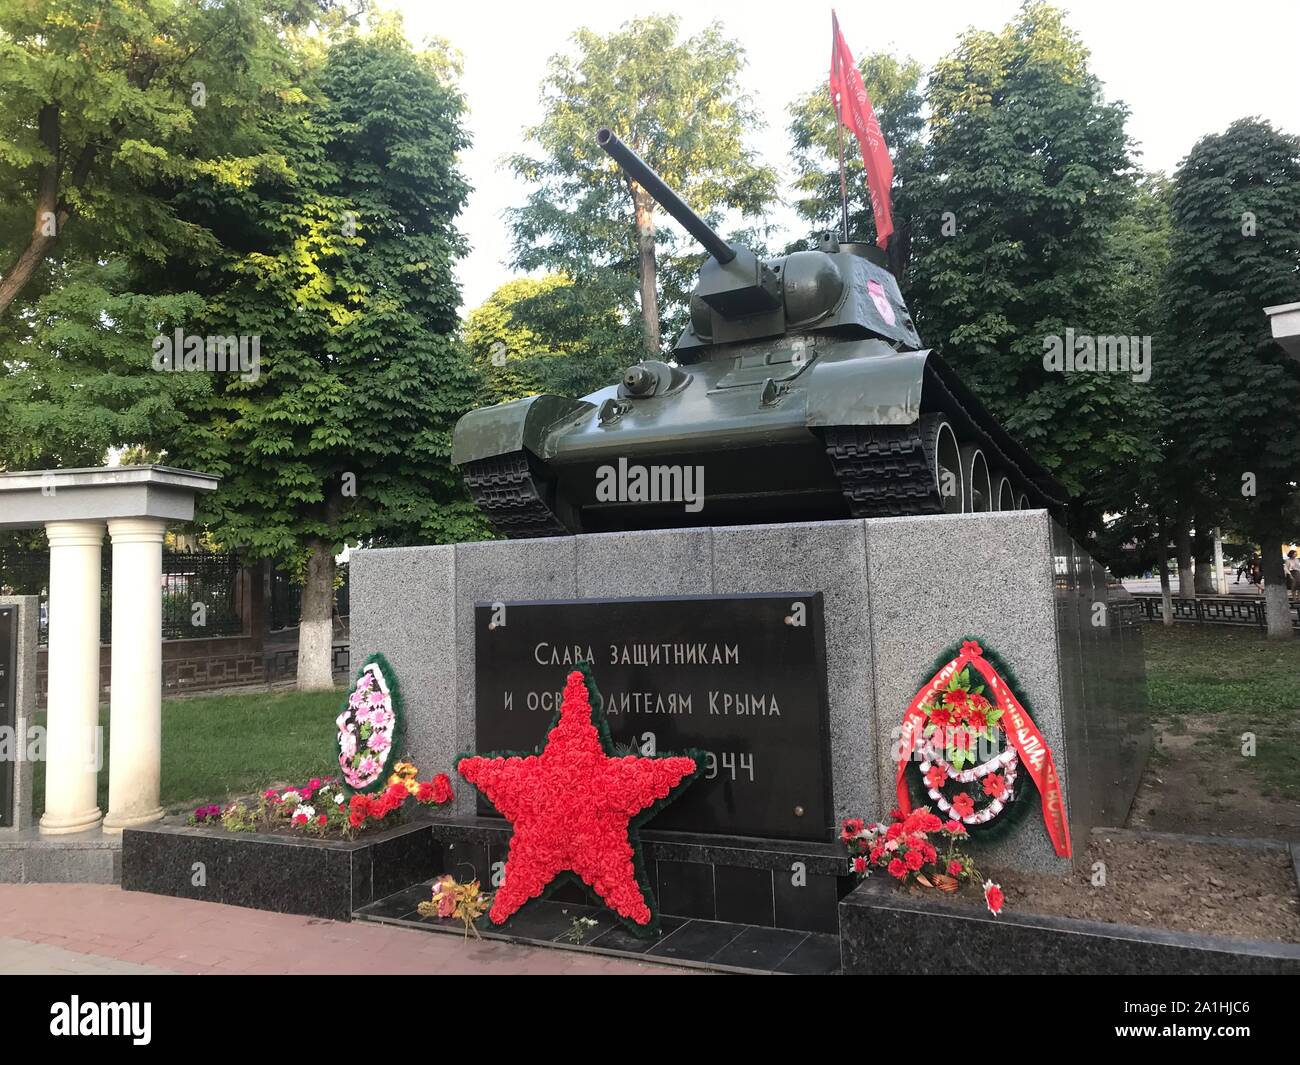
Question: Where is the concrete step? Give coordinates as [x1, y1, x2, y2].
[0, 827, 121, 884]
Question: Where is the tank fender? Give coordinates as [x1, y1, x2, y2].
[804, 347, 931, 428]
[451, 394, 595, 466]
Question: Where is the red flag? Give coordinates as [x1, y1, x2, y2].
[829, 12, 894, 249]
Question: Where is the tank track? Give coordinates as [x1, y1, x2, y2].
[823, 419, 947, 518]
[460, 452, 571, 538]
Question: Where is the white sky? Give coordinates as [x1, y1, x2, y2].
[390, 0, 1300, 312]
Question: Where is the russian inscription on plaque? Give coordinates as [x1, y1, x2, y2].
[0, 606, 15, 827]
[474, 593, 832, 842]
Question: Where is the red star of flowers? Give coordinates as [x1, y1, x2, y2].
[457, 670, 697, 927]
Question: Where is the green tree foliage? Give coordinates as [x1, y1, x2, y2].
[508, 15, 778, 354]
[0, 0, 324, 317]
[157, 19, 482, 684]
[0, 260, 205, 468]
[465, 275, 635, 404]
[906, 2, 1140, 514]
[1161, 117, 1300, 635]
[786, 51, 925, 282]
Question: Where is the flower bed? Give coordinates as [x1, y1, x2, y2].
[188, 763, 454, 841]
[839, 832, 1300, 975]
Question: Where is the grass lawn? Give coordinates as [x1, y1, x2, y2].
[1141, 623, 1300, 805]
[33, 687, 341, 818]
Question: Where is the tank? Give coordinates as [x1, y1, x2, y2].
[451, 128, 1067, 537]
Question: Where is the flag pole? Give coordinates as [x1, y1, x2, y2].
[835, 108, 850, 243]
[830, 12, 850, 242]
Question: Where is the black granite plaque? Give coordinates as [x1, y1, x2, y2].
[473, 594, 832, 842]
[0, 606, 14, 828]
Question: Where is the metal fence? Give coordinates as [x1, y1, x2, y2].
[0, 547, 245, 644]
[1131, 593, 1300, 629]
[269, 562, 350, 631]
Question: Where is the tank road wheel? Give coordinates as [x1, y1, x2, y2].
[460, 452, 578, 538]
[823, 415, 964, 518]
[922, 415, 964, 515]
[960, 445, 992, 513]
[991, 471, 1016, 511]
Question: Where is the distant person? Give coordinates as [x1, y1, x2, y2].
[1248, 555, 1263, 592]
[1286, 550, 1300, 599]
[1234, 559, 1249, 584]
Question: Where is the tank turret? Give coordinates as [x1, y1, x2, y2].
[451, 126, 1066, 537]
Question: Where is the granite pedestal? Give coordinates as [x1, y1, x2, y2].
[351, 512, 1150, 876]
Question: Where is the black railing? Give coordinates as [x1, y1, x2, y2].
[269, 561, 349, 632]
[0, 548, 245, 644]
[1130, 593, 1300, 629]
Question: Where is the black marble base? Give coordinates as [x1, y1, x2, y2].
[354, 879, 841, 974]
[839, 877, 1300, 975]
[422, 815, 851, 933]
[121, 820, 440, 921]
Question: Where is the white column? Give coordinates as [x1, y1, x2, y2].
[40, 521, 105, 835]
[103, 517, 167, 832]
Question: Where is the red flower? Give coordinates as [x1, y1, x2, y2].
[947, 859, 963, 877]
[921, 843, 937, 865]
[927, 706, 951, 729]
[840, 817, 865, 841]
[348, 811, 365, 829]
[951, 793, 975, 818]
[292, 813, 308, 826]
[960, 640, 983, 658]
[417, 780, 436, 803]
[430, 773, 453, 805]
[944, 819, 966, 835]
[885, 822, 904, 841]
[984, 880, 1004, 916]
[869, 845, 884, 863]
[968, 710, 987, 730]
[969, 693, 991, 711]
[316, 814, 328, 826]
[889, 809, 903, 822]
[924, 764, 947, 790]
[887, 858, 908, 879]
[982, 773, 1007, 799]
[904, 849, 924, 871]
[945, 689, 969, 709]
[852, 856, 868, 874]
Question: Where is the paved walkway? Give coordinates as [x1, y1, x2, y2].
[0, 885, 687, 975]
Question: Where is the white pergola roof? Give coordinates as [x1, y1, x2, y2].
[0, 465, 219, 529]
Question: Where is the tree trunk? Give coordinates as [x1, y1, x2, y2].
[1157, 517, 1174, 627]
[0, 104, 60, 318]
[297, 538, 337, 690]
[1174, 508, 1195, 597]
[633, 185, 660, 356]
[1258, 511, 1294, 640]
[1193, 522, 1215, 595]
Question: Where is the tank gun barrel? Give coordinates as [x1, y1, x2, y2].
[597, 127, 735, 264]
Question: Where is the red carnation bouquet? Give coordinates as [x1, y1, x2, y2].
[842, 807, 1005, 914]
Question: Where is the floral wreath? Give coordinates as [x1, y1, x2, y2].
[906, 660, 1029, 835]
[898, 639, 1070, 858]
[336, 654, 404, 794]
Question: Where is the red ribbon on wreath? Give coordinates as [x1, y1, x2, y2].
[895, 640, 1072, 858]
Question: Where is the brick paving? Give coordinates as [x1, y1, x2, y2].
[0, 885, 690, 975]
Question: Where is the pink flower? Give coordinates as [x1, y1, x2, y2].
[369, 732, 391, 753]
[368, 690, 386, 707]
